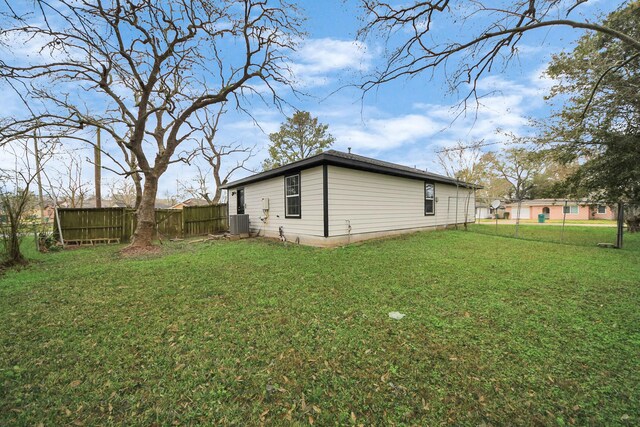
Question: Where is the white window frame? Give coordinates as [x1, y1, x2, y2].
[563, 205, 579, 215]
[597, 205, 607, 214]
[284, 174, 301, 218]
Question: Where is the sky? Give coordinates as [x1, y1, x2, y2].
[0, 0, 624, 202]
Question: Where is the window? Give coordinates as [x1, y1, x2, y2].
[597, 205, 607, 214]
[424, 183, 435, 215]
[563, 205, 579, 214]
[285, 174, 301, 218]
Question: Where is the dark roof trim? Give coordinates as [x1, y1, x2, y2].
[222, 150, 481, 189]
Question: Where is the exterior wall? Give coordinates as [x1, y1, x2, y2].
[476, 207, 492, 219]
[510, 206, 531, 219]
[505, 203, 616, 220]
[228, 166, 324, 242]
[592, 205, 616, 220]
[326, 166, 475, 238]
[547, 205, 589, 220]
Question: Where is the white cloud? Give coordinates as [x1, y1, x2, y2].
[290, 38, 370, 88]
[332, 113, 440, 151]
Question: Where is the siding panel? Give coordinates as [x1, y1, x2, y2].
[227, 166, 324, 238]
[327, 166, 474, 236]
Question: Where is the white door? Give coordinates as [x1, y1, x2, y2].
[512, 206, 530, 219]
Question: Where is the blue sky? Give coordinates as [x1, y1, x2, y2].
[207, 1, 619, 178]
[0, 0, 624, 200]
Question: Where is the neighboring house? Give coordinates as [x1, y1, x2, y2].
[475, 203, 491, 219]
[154, 200, 173, 209]
[504, 199, 616, 220]
[475, 204, 506, 219]
[170, 198, 209, 209]
[222, 150, 478, 246]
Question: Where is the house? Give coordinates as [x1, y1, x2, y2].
[504, 199, 616, 220]
[476, 202, 506, 219]
[170, 198, 209, 209]
[221, 150, 478, 246]
[475, 203, 491, 219]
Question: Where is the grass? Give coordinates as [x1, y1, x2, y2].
[1, 230, 639, 425]
[469, 223, 638, 250]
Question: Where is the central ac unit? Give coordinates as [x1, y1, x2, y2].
[229, 214, 250, 235]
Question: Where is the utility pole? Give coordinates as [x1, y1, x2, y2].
[33, 128, 45, 223]
[94, 127, 102, 208]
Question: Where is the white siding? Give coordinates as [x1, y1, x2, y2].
[327, 166, 474, 237]
[228, 166, 324, 239]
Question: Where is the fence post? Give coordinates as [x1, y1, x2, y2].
[616, 201, 624, 249]
[182, 206, 187, 238]
[54, 206, 65, 247]
[561, 200, 567, 242]
[124, 208, 134, 242]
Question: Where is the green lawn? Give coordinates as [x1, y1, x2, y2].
[1, 230, 639, 425]
[470, 223, 637, 250]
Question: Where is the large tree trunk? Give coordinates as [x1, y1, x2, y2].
[130, 174, 159, 248]
[132, 172, 143, 210]
[6, 225, 26, 266]
[1, 191, 29, 267]
[212, 187, 222, 205]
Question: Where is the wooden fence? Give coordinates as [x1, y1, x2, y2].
[53, 204, 228, 244]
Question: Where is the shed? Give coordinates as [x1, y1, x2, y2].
[222, 150, 478, 246]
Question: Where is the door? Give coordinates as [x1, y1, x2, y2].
[237, 188, 245, 214]
[512, 206, 530, 219]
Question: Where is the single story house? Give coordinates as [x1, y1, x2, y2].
[475, 203, 491, 219]
[504, 199, 616, 221]
[476, 201, 505, 219]
[221, 150, 478, 246]
[170, 198, 209, 209]
[475, 203, 505, 219]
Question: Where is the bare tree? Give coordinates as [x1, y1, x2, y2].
[0, 136, 54, 266]
[437, 140, 484, 183]
[91, 127, 144, 209]
[436, 139, 485, 227]
[177, 165, 214, 204]
[190, 106, 255, 204]
[2, 0, 302, 248]
[108, 179, 138, 208]
[486, 147, 547, 236]
[45, 149, 92, 208]
[359, 1, 640, 105]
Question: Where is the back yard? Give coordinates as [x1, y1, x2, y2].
[1, 229, 639, 425]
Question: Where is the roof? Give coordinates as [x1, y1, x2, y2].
[504, 198, 603, 207]
[222, 150, 480, 189]
[170, 198, 209, 208]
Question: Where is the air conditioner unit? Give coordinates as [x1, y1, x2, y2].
[229, 214, 250, 235]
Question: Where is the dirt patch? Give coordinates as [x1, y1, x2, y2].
[120, 245, 163, 257]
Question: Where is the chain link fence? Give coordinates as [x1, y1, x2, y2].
[470, 198, 639, 250]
